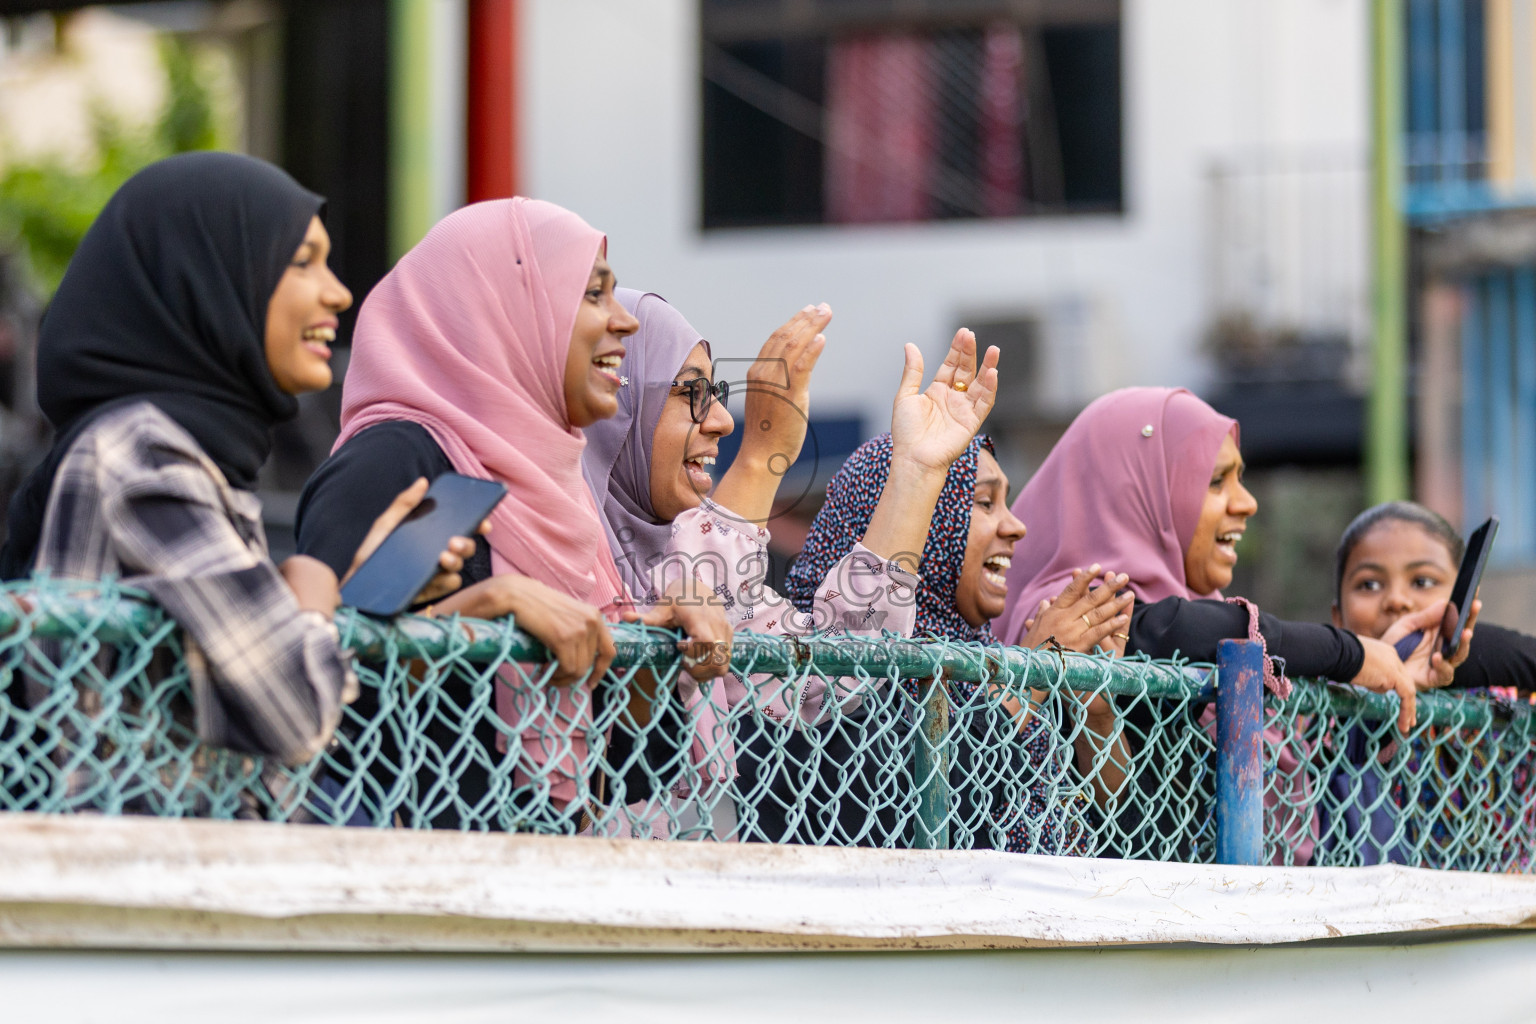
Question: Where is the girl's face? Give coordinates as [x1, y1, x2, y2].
[650, 342, 735, 521]
[264, 216, 353, 395]
[1183, 433, 1257, 595]
[564, 249, 640, 428]
[955, 449, 1027, 628]
[1333, 519, 1457, 640]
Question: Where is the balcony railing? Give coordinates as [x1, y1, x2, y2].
[0, 578, 1531, 869]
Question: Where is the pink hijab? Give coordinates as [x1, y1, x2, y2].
[998, 388, 1315, 865]
[997, 387, 1237, 645]
[336, 197, 624, 610]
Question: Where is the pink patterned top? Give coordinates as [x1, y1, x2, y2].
[652, 502, 921, 789]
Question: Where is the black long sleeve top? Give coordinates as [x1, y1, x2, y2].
[1128, 597, 1536, 693]
[1127, 596, 1365, 680]
[1448, 622, 1536, 694]
[296, 420, 492, 589]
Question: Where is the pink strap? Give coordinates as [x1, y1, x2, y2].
[1224, 596, 1292, 698]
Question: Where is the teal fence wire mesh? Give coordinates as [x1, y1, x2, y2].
[0, 578, 1531, 869]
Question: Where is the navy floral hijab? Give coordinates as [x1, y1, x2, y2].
[785, 433, 995, 642]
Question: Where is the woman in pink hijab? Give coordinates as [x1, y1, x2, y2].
[998, 387, 1457, 862]
[295, 198, 730, 825]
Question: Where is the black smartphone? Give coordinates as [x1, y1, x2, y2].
[340, 472, 506, 617]
[1393, 515, 1498, 661]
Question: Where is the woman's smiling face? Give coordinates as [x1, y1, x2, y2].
[955, 449, 1027, 627]
[649, 342, 735, 521]
[563, 249, 640, 428]
[264, 216, 352, 395]
[1333, 519, 1458, 640]
[1182, 433, 1257, 596]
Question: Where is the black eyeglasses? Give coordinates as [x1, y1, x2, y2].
[671, 377, 731, 424]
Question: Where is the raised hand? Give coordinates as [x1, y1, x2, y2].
[890, 329, 1001, 473]
[713, 304, 831, 523]
[737, 303, 831, 468]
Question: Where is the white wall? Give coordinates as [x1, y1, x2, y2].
[519, 0, 1370, 434]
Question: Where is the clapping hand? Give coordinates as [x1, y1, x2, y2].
[890, 329, 1000, 472]
[1022, 566, 1134, 655]
[1023, 566, 1134, 724]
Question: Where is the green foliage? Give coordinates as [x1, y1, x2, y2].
[0, 35, 228, 296]
[157, 35, 220, 155]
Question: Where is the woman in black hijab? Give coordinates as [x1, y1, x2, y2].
[1, 152, 469, 768]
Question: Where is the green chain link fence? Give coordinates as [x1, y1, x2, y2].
[0, 578, 1530, 868]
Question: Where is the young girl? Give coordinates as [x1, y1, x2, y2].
[1333, 502, 1526, 691]
[0, 153, 464, 804]
[1329, 501, 1533, 868]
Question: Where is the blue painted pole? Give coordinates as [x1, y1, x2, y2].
[1216, 638, 1264, 866]
[1407, 0, 1436, 178]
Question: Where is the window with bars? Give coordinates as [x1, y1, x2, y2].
[1458, 266, 1536, 564]
[700, 0, 1123, 229]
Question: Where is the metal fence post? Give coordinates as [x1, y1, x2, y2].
[1215, 638, 1264, 865]
[911, 677, 950, 850]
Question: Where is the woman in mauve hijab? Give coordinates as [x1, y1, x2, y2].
[999, 387, 1465, 862]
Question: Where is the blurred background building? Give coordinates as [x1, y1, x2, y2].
[0, 0, 1530, 627]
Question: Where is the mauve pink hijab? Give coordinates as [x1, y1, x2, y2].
[997, 387, 1237, 645]
[336, 197, 624, 610]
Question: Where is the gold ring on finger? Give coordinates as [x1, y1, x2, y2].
[952, 379, 969, 392]
[1112, 632, 1130, 641]
[1081, 614, 1092, 628]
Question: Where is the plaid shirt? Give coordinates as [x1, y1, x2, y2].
[33, 402, 356, 765]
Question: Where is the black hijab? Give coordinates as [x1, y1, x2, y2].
[1, 151, 324, 578]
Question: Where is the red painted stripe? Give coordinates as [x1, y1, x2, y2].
[467, 0, 517, 201]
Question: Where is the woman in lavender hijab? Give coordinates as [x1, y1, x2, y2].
[581, 289, 1004, 838]
[579, 290, 723, 607]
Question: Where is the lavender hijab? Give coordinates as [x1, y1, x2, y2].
[582, 289, 710, 602]
[997, 387, 1237, 646]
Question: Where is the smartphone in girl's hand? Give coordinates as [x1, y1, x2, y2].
[341, 472, 506, 617]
